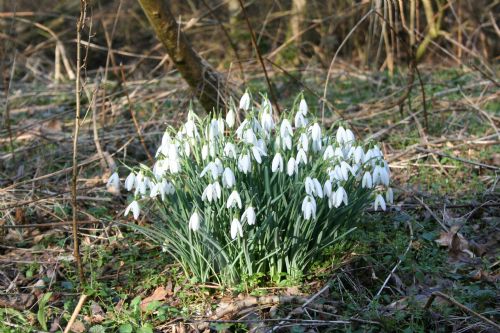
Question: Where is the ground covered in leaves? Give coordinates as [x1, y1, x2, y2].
[0, 66, 499, 332]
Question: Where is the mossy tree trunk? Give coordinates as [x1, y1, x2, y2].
[137, 0, 226, 113]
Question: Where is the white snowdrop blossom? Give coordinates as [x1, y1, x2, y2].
[226, 108, 236, 128]
[224, 142, 237, 158]
[124, 200, 140, 220]
[124, 172, 136, 191]
[386, 188, 394, 204]
[227, 190, 243, 209]
[239, 91, 251, 111]
[107, 172, 120, 192]
[238, 153, 252, 174]
[116, 90, 392, 286]
[189, 211, 201, 231]
[287, 157, 297, 176]
[222, 167, 236, 188]
[230, 218, 243, 239]
[374, 194, 386, 211]
[301, 196, 317, 220]
[271, 153, 284, 173]
[362, 171, 373, 188]
[296, 148, 308, 166]
[299, 98, 308, 115]
[242, 206, 256, 225]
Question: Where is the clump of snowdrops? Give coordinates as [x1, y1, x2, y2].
[109, 91, 392, 285]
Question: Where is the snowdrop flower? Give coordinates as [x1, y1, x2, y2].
[224, 142, 237, 159]
[202, 183, 214, 202]
[310, 123, 321, 143]
[227, 190, 242, 209]
[294, 111, 307, 128]
[304, 177, 323, 198]
[226, 108, 236, 128]
[239, 91, 251, 111]
[282, 135, 292, 151]
[362, 171, 373, 188]
[280, 119, 293, 139]
[202, 144, 209, 160]
[222, 167, 236, 188]
[243, 128, 258, 145]
[373, 165, 389, 186]
[230, 218, 243, 239]
[238, 153, 251, 174]
[124, 200, 140, 220]
[296, 148, 308, 166]
[353, 146, 364, 164]
[386, 188, 394, 204]
[323, 145, 334, 160]
[150, 183, 159, 198]
[189, 211, 201, 231]
[200, 162, 220, 180]
[299, 98, 308, 115]
[107, 172, 120, 191]
[301, 196, 316, 220]
[312, 178, 323, 198]
[235, 119, 248, 139]
[345, 128, 355, 144]
[324, 180, 333, 198]
[271, 153, 284, 173]
[336, 126, 347, 144]
[251, 146, 264, 164]
[334, 186, 348, 207]
[287, 157, 297, 176]
[261, 110, 274, 135]
[340, 161, 352, 179]
[135, 174, 148, 196]
[374, 194, 386, 211]
[202, 182, 221, 202]
[298, 133, 309, 152]
[242, 206, 256, 225]
[124, 172, 136, 191]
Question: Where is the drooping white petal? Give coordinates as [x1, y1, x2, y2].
[296, 148, 308, 166]
[251, 146, 262, 164]
[374, 194, 386, 211]
[189, 211, 201, 231]
[362, 171, 373, 188]
[299, 98, 308, 115]
[124, 200, 140, 220]
[222, 168, 236, 188]
[227, 190, 243, 209]
[271, 153, 284, 173]
[230, 218, 243, 239]
[124, 172, 136, 191]
[107, 172, 120, 192]
[287, 157, 297, 176]
[224, 142, 237, 159]
[242, 206, 256, 226]
[237, 153, 251, 174]
[239, 92, 251, 111]
[225, 108, 236, 128]
[312, 178, 323, 198]
[386, 188, 394, 204]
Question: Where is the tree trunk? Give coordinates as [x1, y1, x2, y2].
[137, 0, 226, 113]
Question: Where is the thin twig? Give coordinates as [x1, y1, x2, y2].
[237, 0, 280, 114]
[373, 221, 413, 299]
[63, 294, 88, 333]
[71, 0, 87, 286]
[424, 291, 500, 331]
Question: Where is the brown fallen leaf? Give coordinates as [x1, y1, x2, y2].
[90, 301, 106, 323]
[140, 286, 171, 311]
[435, 225, 474, 259]
[70, 320, 86, 333]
